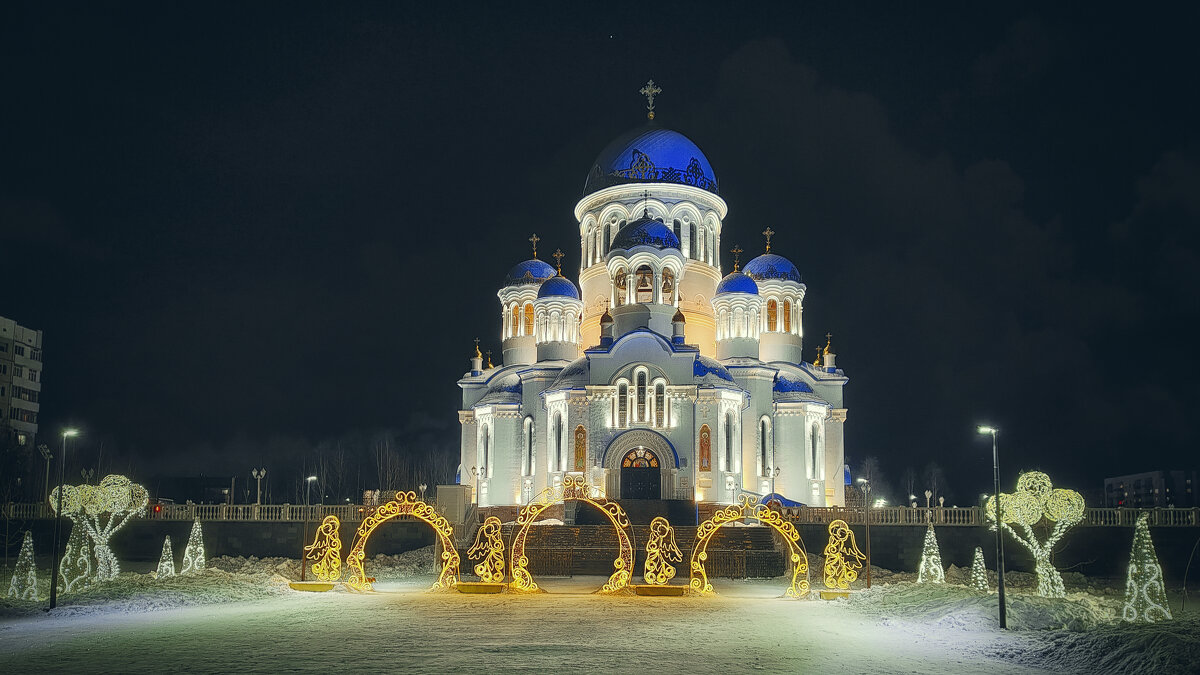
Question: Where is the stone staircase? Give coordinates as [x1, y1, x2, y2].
[458, 523, 784, 580]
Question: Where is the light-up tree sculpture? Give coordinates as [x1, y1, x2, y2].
[970, 546, 989, 592]
[6, 531, 38, 601]
[1122, 512, 1171, 623]
[59, 522, 93, 593]
[157, 536, 176, 578]
[181, 520, 206, 574]
[823, 519, 866, 590]
[985, 471, 1084, 598]
[50, 474, 149, 582]
[917, 522, 945, 584]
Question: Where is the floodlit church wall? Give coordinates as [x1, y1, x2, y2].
[825, 410, 847, 507]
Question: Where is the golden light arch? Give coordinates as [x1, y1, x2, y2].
[345, 491, 460, 592]
[689, 495, 810, 598]
[509, 475, 633, 594]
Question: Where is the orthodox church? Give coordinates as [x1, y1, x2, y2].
[458, 82, 847, 508]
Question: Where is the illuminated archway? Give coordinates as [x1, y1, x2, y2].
[509, 475, 633, 594]
[689, 495, 809, 598]
[345, 491, 460, 592]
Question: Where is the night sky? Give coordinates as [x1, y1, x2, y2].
[3, 3, 1197, 502]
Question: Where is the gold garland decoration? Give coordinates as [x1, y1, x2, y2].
[466, 516, 506, 583]
[689, 494, 809, 598]
[509, 475, 633, 594]
[822, 519, 866, 590]
[643, 516, 683, 585]
[344, 491, 460, 592]
[304, 515, 343, 582]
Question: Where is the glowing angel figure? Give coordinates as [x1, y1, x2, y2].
[466, 517, 506, 583]
[643, 516, 683, 585]
[822, 519, 866, 590]
[303, 515, 343, 582]
[986, 471, 1084, 598]
[1122, 512, 1171, 623]
[50, 474, 149, 582]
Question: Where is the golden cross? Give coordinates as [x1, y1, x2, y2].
[473, 337, 481, 358]
[731, 245, 743, 271]
[528, 233, 540, 259]
[826, 332, 833, 346]
[762, 227, 775, 253]
[639, 79, 662, 120]
[485, 350, 493, 368]
[553, 248, 564, 274]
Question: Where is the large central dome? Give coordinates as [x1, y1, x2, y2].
[584, 125, 717, 196]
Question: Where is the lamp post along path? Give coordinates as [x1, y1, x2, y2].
[48, 429, 79, 611]
[857, 478, 872, 589]
[979, 425, 1007, 630]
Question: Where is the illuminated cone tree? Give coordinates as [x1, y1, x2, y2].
[917, 522, 945, 583]
[157, 535, 176, 578]
[986, 471, 1084, 598]
[180, 520, 206, 574]
[50, 474, 149, 582]
[970, 546, 988, 592]
[1121, 512, 1171, 623]
[6, 531, 38, 601]
[59, 521, 94, 593]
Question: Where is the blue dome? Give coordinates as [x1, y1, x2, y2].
[610, 216, 681, 252]
[584, 126, 718, 195]
[504, 259, 556, 287]
[773, 375, 813, 394]
[715, 271, 758, 295]
[693, 355, 735, 382]
[537, 275, 580, 300]
[743, 253, 802, 283]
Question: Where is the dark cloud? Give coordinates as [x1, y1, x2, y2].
[973, 17, 1051, 97]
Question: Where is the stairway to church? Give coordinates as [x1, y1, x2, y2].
[458, 523, 785, 580]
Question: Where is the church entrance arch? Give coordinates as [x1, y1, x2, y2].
[345, 491, 460, 592]
[689, 495, 810, 598]
[509, 476, 634, 594]
[620, 447, 661, 499]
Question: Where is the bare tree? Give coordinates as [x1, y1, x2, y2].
[901, 467, 917, 503]
[923, 462, 946, 504]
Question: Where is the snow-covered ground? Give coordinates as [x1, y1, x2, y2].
[2, 551, 1198, 674]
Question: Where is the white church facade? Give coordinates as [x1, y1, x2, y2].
[458, 83, 847, 508]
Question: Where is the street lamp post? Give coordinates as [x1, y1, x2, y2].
[251, 468, 266, 505]
[978, 425, 1007, 630]
[419, 483, 428, 502]
[300, 475, 317, 581]
[470, 466, 481, 507]
[857, 477, 872, 589]
[769, 467, 781, 501]
[37, 444, 51, 505]
[49, 429, 79, 611]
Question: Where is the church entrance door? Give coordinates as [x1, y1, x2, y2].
[619, 447, 661, 500]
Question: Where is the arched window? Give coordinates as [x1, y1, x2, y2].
[586, 230, 594, 267]
[524, 303, 535, 336]
[673, 219, 682, 244]
[523, 417, 535, 476]
[481, 425, 491, 478]
[617, 382, 628, 427]
[708, 228, 715, 265]
[783, 300, 792, 333]
[767, 299, 778, 332]
[551, 413, 563, 473]
[724, 411, 736, 471]
[654, 382, 666, 426]
[603, 222, 611, 255]
[689, 223, 697, 259]
[759, 417, 771, 477]
[810, 422, 822, 480]
[635, 265, 654, 304]
[614, 268, 628, 307]
[635, 370, 647, 422]
[510, 304, 520, 337]
[661, 269, 675, 305]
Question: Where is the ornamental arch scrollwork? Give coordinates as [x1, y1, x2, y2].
[345, 491, 460, 592]
[689, 495, 809, 598]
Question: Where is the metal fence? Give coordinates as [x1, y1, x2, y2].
[3, 502, 1198, 527]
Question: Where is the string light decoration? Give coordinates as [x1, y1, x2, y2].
[1122, 512, 1172, 623]
[6, 531, 38, 601]
[303, 516, 343, 582]
[156, 536, 176, 578]
[822, 519, 866, 590]
[59, 522, 93, 593]
[180, 520, 206, 574]
[970, 546, 988, 592]
[917, 522, 945, 584]
[985, 471, 1084, 598]
[510, 475, 633, 594]
[345, 491, 459, 592]
[690, 494, 810, 598]
[643, 517, 683, 585]
[466, 516, 506, 583]
[50, 474, 148, 582]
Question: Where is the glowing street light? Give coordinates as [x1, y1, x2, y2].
[49, 428, 79, 610]
[857, 477, 872, 588]
[251, 468, 267, 505]
[978, 424, 1007, 629]
[301, 475, 318, 581]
